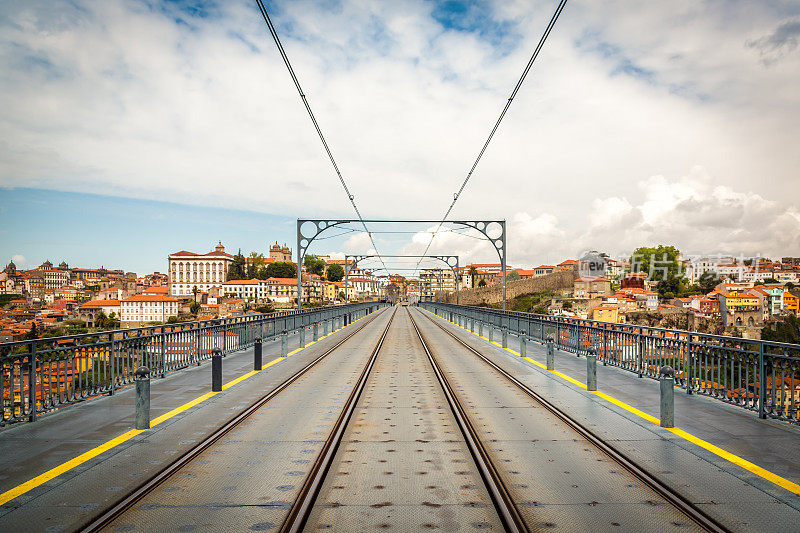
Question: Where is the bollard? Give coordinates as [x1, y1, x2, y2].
[520, 335, 527, 357]
[300, 326, 306, 347]
[135, 366, 150, 430]
[546, 338, 555, 370]
[659, 366, 675, 428]
[211, 348, 222, 392]
[502, 326, 508, 348]
[281, 330, 288, 357]
[586, 348, 597, 391]
[313, 322, 319, 342]
[254, 337, 262, 371]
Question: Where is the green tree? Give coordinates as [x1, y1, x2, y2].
[656, 273, 685, 300]
[507, 270, 520, 282]
[192, 285, 199, 303]
[339, 291, 346, 300]
[762, 316, 800, 344]
[630, 245, 682, 282]
[190, 301, 201, 315]
[166, 316, 181, 324]
[262, 261, 296, 279]
[26, 322, 38, 340]
[698, 271, 722, 294]
[468, 266, 478, 288]
[247, 252, 265, 279]
[478, 279, 487, 287]
[304, 255, 326, 277]
[227, 249, 247, 280]
[763, 277, 779, 284]
[326, 263, 344, 282]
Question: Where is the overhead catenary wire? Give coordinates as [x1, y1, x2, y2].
[414, 0, 569, 273]
[253, 0, 387, 272]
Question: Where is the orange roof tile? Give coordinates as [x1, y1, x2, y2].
[123, 294, 178, 303]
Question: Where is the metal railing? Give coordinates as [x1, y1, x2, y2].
[422, 302, 800, 424]
[0, 302, 386, 426]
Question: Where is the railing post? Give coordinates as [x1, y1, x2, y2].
[686, 337, 694, 395]
[222, 320, 227, 356]
[160, 331, 166, 378]
[478, 320, 483, 338]
[502, 326, 508, 348]
[323, 318, 328, 336]
[196, 323, 202, 366]
[300, 325, 306, 347]
[587, 348, 597, 391]
[254, 337, 262, 371]
[659, 366, 675, 428]
[135, 366, 150, 429]
[27, 341, 37, 422]
[637, 328, 644, 378]
[313, 322, 319, 342]
[110, 337, 117, 396]
[211, 348, 222, 392]
[520, 334, 527, 357]
[758, 344, 767, 419]
[601, 326, 608, 366]
[546, 339, 555, 371]
[281, 330, 288, 357]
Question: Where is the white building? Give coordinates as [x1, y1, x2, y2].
[220, 277, 300, 304]
[121, 294, 180, 328]
[169, 242, 234, 297]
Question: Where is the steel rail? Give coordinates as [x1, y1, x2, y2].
[407, 309, 529, 533]
[417, 308, 731, 533]
[280, 307, 397, 532]
[79, 307, 390, 533]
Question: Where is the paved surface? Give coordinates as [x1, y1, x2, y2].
[418, 307, 800, 532]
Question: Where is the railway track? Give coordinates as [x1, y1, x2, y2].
[79, 306, 391, 533]
[413, 306, 730, 533]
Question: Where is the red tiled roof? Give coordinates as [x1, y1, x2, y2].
[81, 300, 121, 308]
[123, 294, 178, 302]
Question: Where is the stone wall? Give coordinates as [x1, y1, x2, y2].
[443, 270, 575, 306]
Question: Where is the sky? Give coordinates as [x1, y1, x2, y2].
[1, 0, 799, 274]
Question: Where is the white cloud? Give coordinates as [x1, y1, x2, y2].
[11, 254, 26, 266]
[1, 1, 799, 267]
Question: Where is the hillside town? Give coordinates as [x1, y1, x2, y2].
[1, 242, 799, 342]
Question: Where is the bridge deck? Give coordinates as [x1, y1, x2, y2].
[0, 306, 797, 531]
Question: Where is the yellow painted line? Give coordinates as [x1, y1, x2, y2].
[0, 310, 376, 506]
[424, 308, 800, 496]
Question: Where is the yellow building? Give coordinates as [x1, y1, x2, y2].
[784, 292, 799, 314]
[592, 304, 625, 323]
[323, 282, 338, 302]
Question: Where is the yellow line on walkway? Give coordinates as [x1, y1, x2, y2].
[0, 311, 373, 506]
[427, 309, 800, 496]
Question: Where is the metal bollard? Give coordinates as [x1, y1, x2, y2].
[211, 348, 222, 392]
[586, 348, 597, 391]
[300, 326, 306, 347]
[254, 337, 262, 371]
[660, 366, 675, 428]
[546, 339, 555, 370]
[313, 322, 319, 342]
[502, 326, 508, 348]
[281, 330, 288, 357]
[135, 366, 150, 430]
[520, 335, 527, 357]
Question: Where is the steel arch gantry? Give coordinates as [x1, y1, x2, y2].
[344, 254, 460, 305]
[296, 219, 506, 310]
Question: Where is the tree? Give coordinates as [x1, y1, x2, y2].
[262, 261, 296, 279]
[227, 249, 246, 280]
[247, 252, 265, 279]
[166, 316, 181, 324]
[304, 255, 326, 277]
[762, 316, 800, 344]
[26, 322, 38, 340]
[763, 277, 779, 284]
[468, 266, 478, 288]
[698, 271, 722, 294]
[326, 263, 344, 282]
[190, 301, 201, 315]
[478, 279, 487, 287]
[192, 285, 199, 303]
[339, 291, 346, 300]
[507, 270, 520, 282]
[630, 245, 682, 282]
[656, 273, 685, 300]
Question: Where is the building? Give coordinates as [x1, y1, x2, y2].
[269, 243, 293, 262]
[783, 292, 799, 315]
[78, 300, 122, 328]
[169, 242, 234, 297]
[558, 259, 579, 272]
[120, 294, 180, 328]
[420, 268, 456, 301]
[593, 304, 625, 323]
[573, 277, 611, 299]
[533, 265, 556, 276]
[718, 290, 764, 328]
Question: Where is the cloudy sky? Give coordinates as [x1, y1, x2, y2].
[1, 0, 799, 274]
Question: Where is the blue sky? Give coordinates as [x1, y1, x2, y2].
[1, 1, 799, 269]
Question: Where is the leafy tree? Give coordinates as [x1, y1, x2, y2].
[26, 322, 38, 340]
[190, 301, 201, 315]
[656, 273, 685, 299]
[468, 266, 478, 288]
[255, 304, 275, 314]
[762, 316, 800, 344]
[763, 277, 779, 284]
[562, 301, 572, 310]
[326, 263, 344, 282]
[166, 316, 181, 324]
[304, 255, 326, 277]
[507, 270, 520, 282]
[247, 252, 265, 279]
[532, 304, 548, 315]
[339, 291, 346, 300]
[261, 261, 296, 279]
[192, 285, 199, 303]
[698, 271, 722, 294]
[478, 279, 487, 287]
[227, 249, 247, 280]
[786, 282, 795, 290]
[630, 245, 681, 281]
